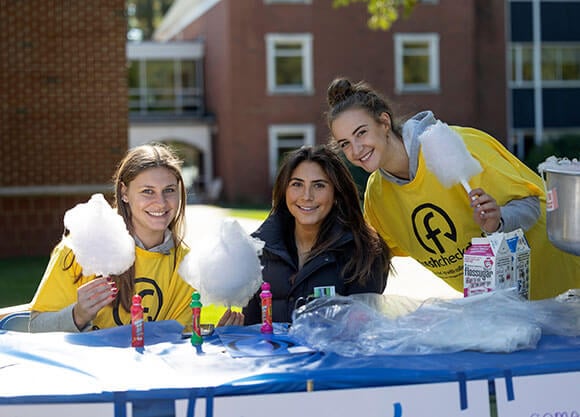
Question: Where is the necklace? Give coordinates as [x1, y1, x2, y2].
[296, 242, 312, 255]
[295, 242, 313, 269]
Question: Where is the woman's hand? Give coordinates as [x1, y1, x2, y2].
[73, 276, 117, 330]
[216, 308, 244, 327]
[469, 188, 502, 234]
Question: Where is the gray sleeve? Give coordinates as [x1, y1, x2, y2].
[499, 196, 541, 232]
[29, 304, 91, 333]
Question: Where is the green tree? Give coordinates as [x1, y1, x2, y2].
[127, 0, 174, 41]
[524, 135, 580, 173]
[333, 0, 418, 31]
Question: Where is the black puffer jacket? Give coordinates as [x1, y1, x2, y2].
[243, 212, 388, 325]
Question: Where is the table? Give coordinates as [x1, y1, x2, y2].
[0, 321, 579, 417]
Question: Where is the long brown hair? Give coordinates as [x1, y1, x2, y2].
[67, 143, 187, 312]
[111, 143, 187, 311]
[271, 145, 391, 284]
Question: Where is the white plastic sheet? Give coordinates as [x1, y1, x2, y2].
[290, 289, 580, 356]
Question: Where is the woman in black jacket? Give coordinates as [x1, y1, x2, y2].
[243, 145, 391, 324]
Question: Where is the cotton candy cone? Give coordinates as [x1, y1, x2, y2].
[418, 121, 482, 193]
[63, 193, 135, 276]
[179, 218, 264, 307]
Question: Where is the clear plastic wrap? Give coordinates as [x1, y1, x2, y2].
[289, 289, 580, 356]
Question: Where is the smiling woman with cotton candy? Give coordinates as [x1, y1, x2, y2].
[325, 77, 579, 300]
[29, 143, 242, 333]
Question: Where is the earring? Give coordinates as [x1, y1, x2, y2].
[122, 196, 128, 203]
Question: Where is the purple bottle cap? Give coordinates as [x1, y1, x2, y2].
[261, 282, 270, 291]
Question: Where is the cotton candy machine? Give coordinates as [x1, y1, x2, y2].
[538, 157, 580, 256]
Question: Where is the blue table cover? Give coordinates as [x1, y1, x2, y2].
[0, 320, 579, 413]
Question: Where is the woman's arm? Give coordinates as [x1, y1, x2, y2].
[501, 196, 541, 232]
[29, 276, 116, 333]
[29, 305, 90, 333]
[470, 190, 541, 234]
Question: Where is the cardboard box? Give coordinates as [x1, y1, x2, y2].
[505, 229, 531, 300]
[463, 234, 515, 297]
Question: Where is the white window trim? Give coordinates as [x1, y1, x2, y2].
[268, 124, 315, 182]
[394, 33, 440, 93]
[127, 41, 204, 60]
[265, 33, 313, 95]
[509, 42, 580, 88]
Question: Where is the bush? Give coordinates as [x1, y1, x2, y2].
[524, 134, 580, 172]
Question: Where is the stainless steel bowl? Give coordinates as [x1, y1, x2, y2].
[540, 162, 580, 256]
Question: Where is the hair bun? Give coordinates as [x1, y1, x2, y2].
[327, 77, 354, 107]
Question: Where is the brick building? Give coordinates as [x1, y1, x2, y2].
[0, 1, 128, 257]
[155, 0, 507, 204]
[4, 0, 578, 258]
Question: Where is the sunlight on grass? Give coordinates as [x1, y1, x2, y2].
[226, 208, 269, 221]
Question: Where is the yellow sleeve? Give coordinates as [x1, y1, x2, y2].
[29, 242, 91, 312]
[363, 173, 409, 257]
[455, 127, 545, 204]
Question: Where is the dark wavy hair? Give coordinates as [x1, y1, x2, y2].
[271, 145, 391, 284]
[325, 76, 403, 147]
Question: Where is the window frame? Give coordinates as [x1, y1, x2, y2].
[394, 33, 440, 93]
[265, 33, 314, 95]
[509, 42, 580, 88]
[268, 124, 315, 183]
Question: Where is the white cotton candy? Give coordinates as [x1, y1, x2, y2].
[418, 120, 483, 193]
[179, 218, 264, 307]
[63, 193, 135, 276]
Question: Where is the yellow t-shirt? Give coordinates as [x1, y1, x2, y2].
[364, 126, 580, 300]
[30, 242, 230, 329]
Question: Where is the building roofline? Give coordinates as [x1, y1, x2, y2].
[154, 0, 222, 42]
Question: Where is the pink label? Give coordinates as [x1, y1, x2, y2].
[465, 244, 494, 256]
[546, 188, 558, 212]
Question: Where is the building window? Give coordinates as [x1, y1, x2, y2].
[510, 43, 580, 86]
[268, 124, 315, 182]
[394, 33, 440, 93]
[128, 58, 204, 115]
[266, 34, 313, 94]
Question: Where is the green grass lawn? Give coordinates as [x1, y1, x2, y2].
[0, 206, 270, 309]
[227, 207, 270, 220]
[0, 256, 48, 308]
[220, 202, 270, 220]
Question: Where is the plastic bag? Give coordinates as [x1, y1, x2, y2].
[289, 289, 580, 356]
